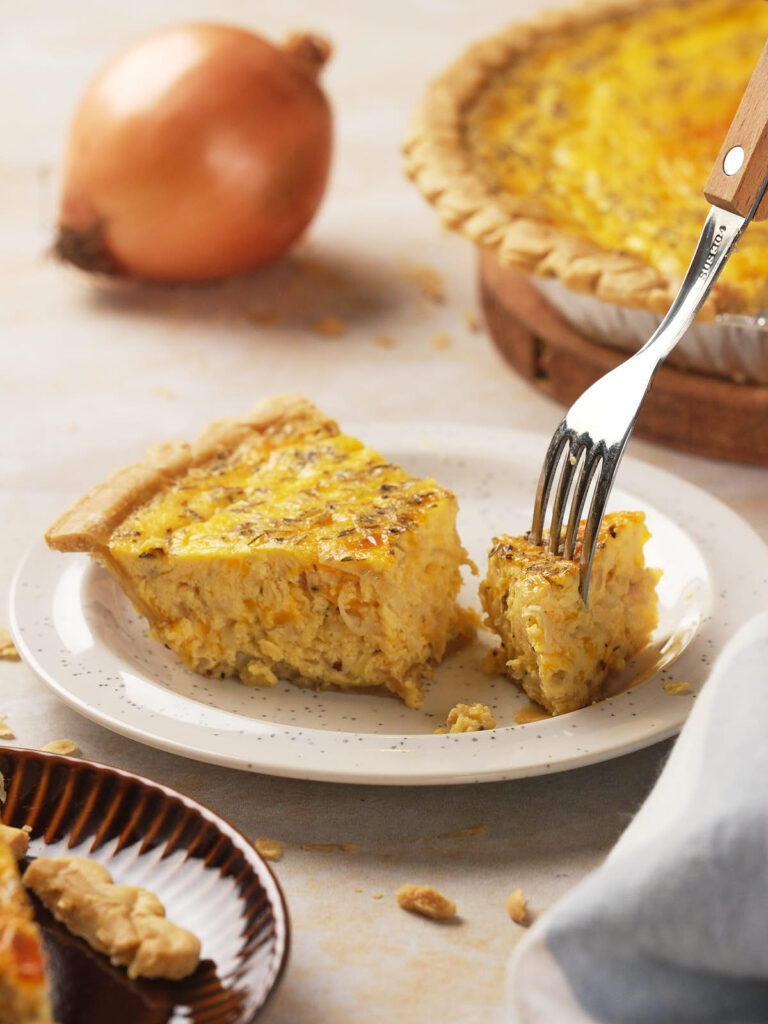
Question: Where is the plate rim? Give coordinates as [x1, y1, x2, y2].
[0, 742, 291, 1022]
[10, 421, 768, 785]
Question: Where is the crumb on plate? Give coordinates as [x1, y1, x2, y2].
[663, 680, 691, 696]
[396, 883, 456, 920]
[435, 703, 496, 734]
[375, 334, 397, 348]
[0, 714, 15, 740]
[429, 333, 453, 350]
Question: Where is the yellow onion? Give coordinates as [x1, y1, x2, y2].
[55, 24, 333, 281]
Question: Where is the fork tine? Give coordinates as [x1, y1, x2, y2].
[547, 438, 582, 554]
[562, 446, 603, 562]
[578, 456, 615, 602]
[531, 423, 568, 545]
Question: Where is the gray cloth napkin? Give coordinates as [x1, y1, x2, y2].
[506, 610, 768, 1024]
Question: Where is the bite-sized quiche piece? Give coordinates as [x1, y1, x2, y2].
[0, 839, 55, 1024]
[45, 395, 474, 709]
[480, 511, 660, 716]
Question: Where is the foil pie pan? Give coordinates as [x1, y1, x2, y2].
[532, 277, 768, 385]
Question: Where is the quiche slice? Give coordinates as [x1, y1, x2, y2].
[480, 511, 660, 716]
[46, 395, 474, 709]
[0, 839, 55, 1024]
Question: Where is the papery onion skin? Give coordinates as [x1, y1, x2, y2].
[55, 24, 333, 282]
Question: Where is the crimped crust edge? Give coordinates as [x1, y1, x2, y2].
[402, 0, 730, 319]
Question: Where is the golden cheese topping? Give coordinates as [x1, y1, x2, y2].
[110, 430, 448, 567]
[467, 0, 768, 313]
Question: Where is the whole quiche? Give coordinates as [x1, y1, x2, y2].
[404, 0, 768, 319]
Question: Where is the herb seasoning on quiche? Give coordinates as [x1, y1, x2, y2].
[45, 395, 475, 708]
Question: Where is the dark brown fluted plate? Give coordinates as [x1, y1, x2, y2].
[0, 746, 289, 1024]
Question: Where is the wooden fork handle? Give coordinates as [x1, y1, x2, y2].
[704, 39, 768, 221]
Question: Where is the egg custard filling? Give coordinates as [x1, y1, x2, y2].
[406, 0, 768, 315]
[480, 511, 660, 716]
[46, 396, 475, 709]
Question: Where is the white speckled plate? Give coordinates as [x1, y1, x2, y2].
[10, 424, 768, 785]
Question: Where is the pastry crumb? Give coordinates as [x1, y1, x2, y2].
[372, 892, 383, 900]
[0, 714, 15, 740]
[401, 263, 445, 303]
[151, 386, 176, 400]
[464, 310, 481, 332]
[396, 883, 456, 920]
[429, 333, 453, 350]
[507, 888, 529, 925]
[253, 838, 283, 861]
[375, 334, 397, 348]
[0, 628, 20, 662]
[313, 315, 345, 337]
[42, 739, 80, 756]
[663, 680, 691, 696]
[435, 703, 495, 734]
[301, 842, 358, 853]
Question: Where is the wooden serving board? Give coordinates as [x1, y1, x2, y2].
[479, 252, 768, 466]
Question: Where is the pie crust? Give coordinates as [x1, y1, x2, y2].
[403, 0, 764, 318]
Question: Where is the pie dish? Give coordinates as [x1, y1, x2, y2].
[404, 0, 768, 379]
[45, 395, 473, 709]
[0, 745, 288, 1022]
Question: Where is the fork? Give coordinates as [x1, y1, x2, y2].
[531, 39, 768, 603]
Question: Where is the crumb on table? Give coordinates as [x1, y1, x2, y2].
[507, 887, 529, 925]
[429, 333, 453, 350]
[0, 627, 20, 661]
[42, 739, 80, 756]
[663, 680, 691, 696]
[400, 263, 445, 303]
[396, 883, 456, 920]
[435, 703, 496, 734]
[253, 838, 283, 861]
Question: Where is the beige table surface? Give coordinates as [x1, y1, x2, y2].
[4, 2, 768, 1021]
